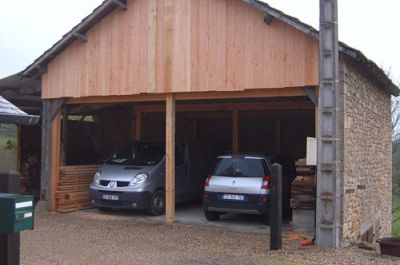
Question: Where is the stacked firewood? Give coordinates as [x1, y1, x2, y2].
[290, 159, 316, 228]
[20, 154, 40, 198]
[55, 165, 99, 213]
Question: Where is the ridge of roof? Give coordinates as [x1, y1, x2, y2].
[21, 0, 399, 96]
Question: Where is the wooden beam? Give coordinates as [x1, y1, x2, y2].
[111, 0, 127, 10]
[72, 32, 87, 42]
[232, 110, 239, 154]
[135, 112, 141, 141]
[65, 87, 309, 105]
[60, 108, 68, 166]
[41, 98, 65, 205]
[50, 109, 61, 211]
[165, 94, 175, 223]
[133, 101, 314, 113]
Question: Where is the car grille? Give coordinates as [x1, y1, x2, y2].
[98, 200, 131, 207]
[99, 180, 130, 187]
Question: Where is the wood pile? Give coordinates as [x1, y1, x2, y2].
[290, 159, 316, 229]
[55, 165, 100, 213]
[20, 154, 40, 198]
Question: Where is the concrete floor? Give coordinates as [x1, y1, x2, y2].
[84, 200, 296, 235]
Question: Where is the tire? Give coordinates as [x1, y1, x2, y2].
[204, 210, 220, 221]
[148, 190, 166, 216]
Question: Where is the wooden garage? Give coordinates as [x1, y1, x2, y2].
[17, 0, 398, 248]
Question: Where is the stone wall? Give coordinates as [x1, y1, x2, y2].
[341, 57, 392, 242]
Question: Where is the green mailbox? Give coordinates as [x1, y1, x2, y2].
[0, 193, 34, 234]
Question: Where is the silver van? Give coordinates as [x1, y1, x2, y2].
[90, 141, 210, 215]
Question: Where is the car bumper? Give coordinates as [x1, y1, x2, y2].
[90, 187, 152, 210]
[203, 192, 269, 215]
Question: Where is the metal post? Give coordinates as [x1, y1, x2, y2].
[270, 163, 282, 250]
[0, 172, 21, 265]
[316, 0, 341, 247]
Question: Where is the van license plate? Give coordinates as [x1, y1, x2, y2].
[222, 194, 244, 201]
[102, 195, 119, 200]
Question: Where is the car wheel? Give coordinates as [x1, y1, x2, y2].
[148, 190, 165, 216]
[204, 210, 220, 221]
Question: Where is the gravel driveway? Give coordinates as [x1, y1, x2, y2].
[20, 204, 400, 265]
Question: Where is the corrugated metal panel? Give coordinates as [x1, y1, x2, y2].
[0, 96, 39, 125]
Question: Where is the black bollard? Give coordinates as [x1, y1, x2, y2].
[270, 163, 282, 250]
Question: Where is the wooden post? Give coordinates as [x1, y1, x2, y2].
[41, 99, 65, 205]
[270, 163, 282, 250]
[165, 94, 175, 223]
[40, 100, 51, 201]
[16, 125, 21, 171]
[275, 118, 281, 154]
[232, 110, 239, 153]
[135, 111, 142, 141]
[50, 110, 61, 211]
[61, 108, 68, 166]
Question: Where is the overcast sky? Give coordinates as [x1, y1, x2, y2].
[0, 0, 399, 84]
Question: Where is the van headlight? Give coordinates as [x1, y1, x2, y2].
[94, 171, 101, 184]
[129, 173, 149, 186]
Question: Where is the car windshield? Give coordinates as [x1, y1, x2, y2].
[107, 142, 165, 166]
[213, 158, 264, 178]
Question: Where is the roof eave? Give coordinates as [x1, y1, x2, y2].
[248, 0, 399, 96]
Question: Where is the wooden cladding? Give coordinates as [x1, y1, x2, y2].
[55, 165, 100, 213]
[42, 0, 318, 99]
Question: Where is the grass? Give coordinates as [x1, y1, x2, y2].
[0, 124, 17, 171]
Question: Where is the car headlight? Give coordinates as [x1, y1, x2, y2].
[94, 171, 101, 184]
[129, 173, 149, 186]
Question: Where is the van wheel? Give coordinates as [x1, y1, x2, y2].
[204, 210, 220, 221]
[148, 190, 165, 216]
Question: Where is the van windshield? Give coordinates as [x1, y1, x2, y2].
[107, 142, 165, 166]
[213, 158, 264, 178]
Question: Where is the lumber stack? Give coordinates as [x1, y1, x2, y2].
[291, 159, 316, 229]
[56, 165, 99, 213]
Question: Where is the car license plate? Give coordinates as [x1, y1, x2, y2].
[102, 194, 119, 200]
[222, 194, 244, 201]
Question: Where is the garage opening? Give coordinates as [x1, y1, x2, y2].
[52, 94, 316, 230]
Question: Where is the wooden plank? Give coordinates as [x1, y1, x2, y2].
[66, 87, 308, 105]
[163, 0, 174, 93]
[42, 0, 319, 99]
[55, 164, 99, 212]
[50, 109, 61, 211]
[147, 0, 157, 93]
[165, 94, 175, 223]
[232, 110, 239, 153]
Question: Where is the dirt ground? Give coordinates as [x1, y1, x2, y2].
[20, 204, 400, 265]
